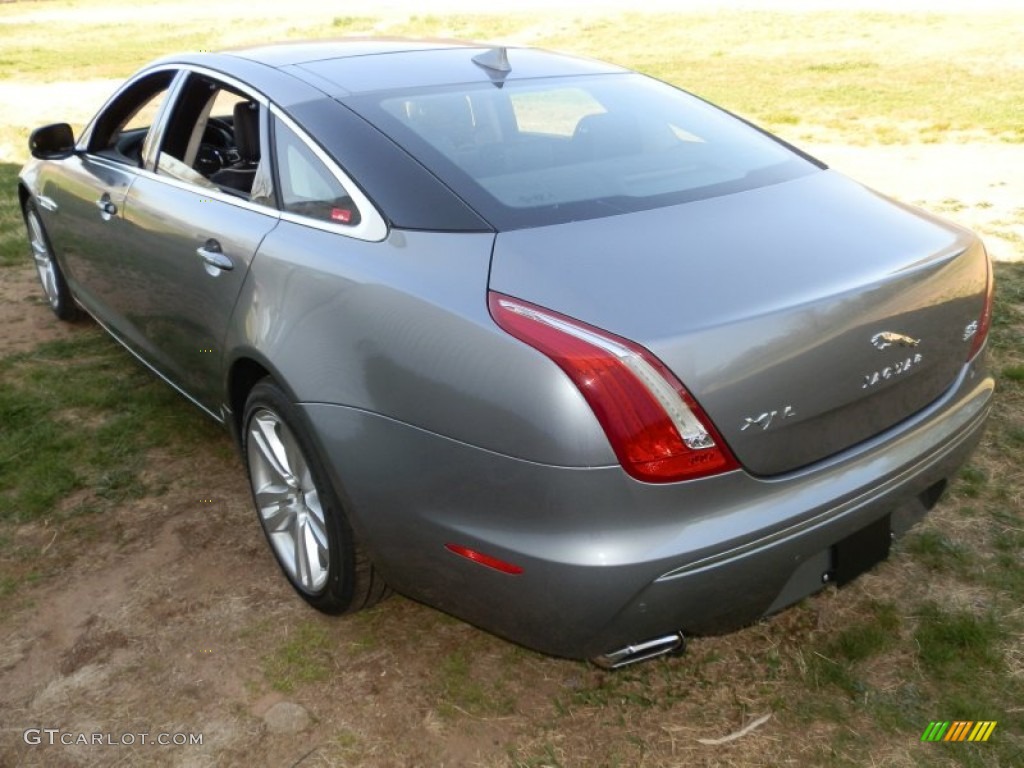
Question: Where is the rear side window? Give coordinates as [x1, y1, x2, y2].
[273, 117, 361, 227]
[352, 73, 818, 229]
[153, 73, 274, 203]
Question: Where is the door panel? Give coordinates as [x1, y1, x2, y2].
[121, 177, 279, 412]
[39, 68, 180, 346]
[42, 155, 137, 331]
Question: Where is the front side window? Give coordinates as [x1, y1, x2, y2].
[87, 70, 175, 166]
[272, 117, 360, 227]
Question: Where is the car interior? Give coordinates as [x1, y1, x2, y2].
[88, 72, 263, 199]
[155, 78, 263, 197]
[207, 100, 260, 193]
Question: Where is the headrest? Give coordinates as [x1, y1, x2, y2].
[233, 101, 260, 164]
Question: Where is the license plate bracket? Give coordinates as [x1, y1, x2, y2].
[833, 514, 892, 586]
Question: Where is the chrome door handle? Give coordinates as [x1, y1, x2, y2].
[196, 241, 233, 271]
[95, 197, 117, 218]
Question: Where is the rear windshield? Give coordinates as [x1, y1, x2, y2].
[345, 73, 818, 229]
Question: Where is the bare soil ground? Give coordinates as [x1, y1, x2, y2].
[0, 267, 80, 356]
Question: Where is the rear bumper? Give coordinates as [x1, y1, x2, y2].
[301, 363, 993, 659]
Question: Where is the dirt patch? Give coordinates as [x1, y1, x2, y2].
[59, 623, 130, 676]
[0, 429, 275, 765]
[0, 266, 81, 355]
[0, 316, 532, 764]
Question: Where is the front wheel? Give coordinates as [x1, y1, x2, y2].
[24, 200, 79, 321]
[242, 379, 388, 613]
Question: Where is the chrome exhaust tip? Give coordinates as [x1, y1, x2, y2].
[591, 632, 686, 669]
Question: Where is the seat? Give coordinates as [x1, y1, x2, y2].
[210, 101, 260, 194]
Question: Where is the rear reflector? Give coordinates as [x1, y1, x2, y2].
[489, 292, 738, 483]
[445, 544, 524, 575]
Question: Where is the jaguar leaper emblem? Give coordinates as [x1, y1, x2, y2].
[871, 331, 921, 351]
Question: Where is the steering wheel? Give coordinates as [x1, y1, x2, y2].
[205, 117, 234, 147]
[194, 117, 237, 176]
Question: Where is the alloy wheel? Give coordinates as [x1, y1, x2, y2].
[246, 407, 330, 593]
[27, 209, 59, 310]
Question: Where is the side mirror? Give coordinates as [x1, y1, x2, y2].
[29, 123, 76, 159]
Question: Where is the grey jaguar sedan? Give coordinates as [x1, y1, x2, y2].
[19, 39, 993, 666]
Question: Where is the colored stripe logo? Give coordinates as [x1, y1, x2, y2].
[921, 721, 997, 742]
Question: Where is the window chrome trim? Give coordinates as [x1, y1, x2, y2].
[81, 153, 146, 178]
[82, 153, 283, 220]
[141, 165, 285, 218]
[269, 103, 389, 243]
[144, 63, 272, 108]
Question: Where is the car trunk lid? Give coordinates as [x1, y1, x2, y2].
[488, 170, 988, 476]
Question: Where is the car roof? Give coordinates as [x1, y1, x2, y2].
[158, 38, 626, 101]
[225, 38, 481, 67]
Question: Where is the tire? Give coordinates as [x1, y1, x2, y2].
[242, 378, 389, 614]
[24, 200, 80, 321]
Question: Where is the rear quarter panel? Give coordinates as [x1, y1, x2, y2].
[225, 223, 616, 467]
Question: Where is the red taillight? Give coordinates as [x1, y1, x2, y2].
[967, 254, 994, 361]
[488, 292, 738, 483]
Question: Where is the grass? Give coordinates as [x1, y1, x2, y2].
[914, 603, 1006, 676]
[0, 332, 222, 525]
[435, 648, 516, 718]
[827, 601, 901, 664]
[903, 529, 975, 575]
[0, 164, 24, 265]
[261, 620, 334, 693]
[0, 326, 226, 606]
[0, 4, 1023, 767]
[804, 601, 902, 697]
